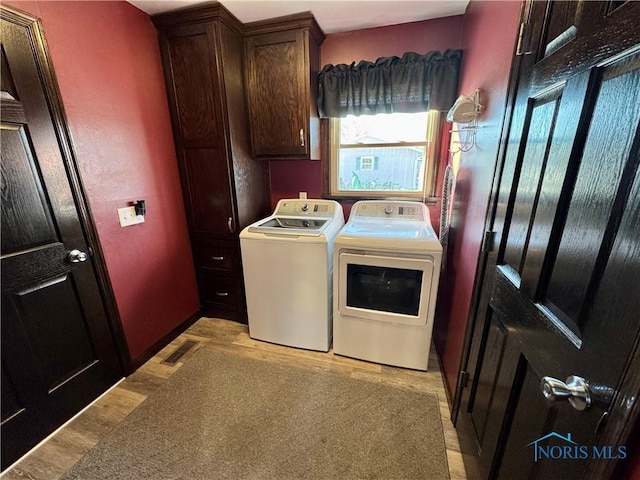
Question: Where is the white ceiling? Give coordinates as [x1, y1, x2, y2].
[127, 0, 470, 34]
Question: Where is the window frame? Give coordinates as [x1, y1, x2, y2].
[329, 110, 443, 199]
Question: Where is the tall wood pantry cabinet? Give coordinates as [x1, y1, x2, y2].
[244, 13, 325, 160]
[153, 4, 269, 322]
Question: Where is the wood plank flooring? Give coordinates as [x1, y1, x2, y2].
[2, 317, 478, 479]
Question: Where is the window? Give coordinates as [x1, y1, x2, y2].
[359, 156, 376, 171]
[330, 111, 442, 198]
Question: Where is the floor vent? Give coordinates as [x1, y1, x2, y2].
[162, 340, 198, 365]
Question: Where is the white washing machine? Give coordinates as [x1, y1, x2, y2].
[333, 200, 442, 370]
[240, 199, 344, 351]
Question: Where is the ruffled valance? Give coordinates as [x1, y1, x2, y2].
[318, 49, 462, 118]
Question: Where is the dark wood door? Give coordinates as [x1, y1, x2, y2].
[245, 30, 309, 157]
[460, 1, 640, 478]
[158, 22, 236, 239]
[1, 9, 122, 469]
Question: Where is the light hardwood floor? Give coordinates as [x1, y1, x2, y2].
[3, 317, 474, 479]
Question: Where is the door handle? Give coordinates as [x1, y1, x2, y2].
[67, 249, 88, 263]
[227, 217, 234, 233]
[541, 375, 591, 411]
[299, 128, 305, 147]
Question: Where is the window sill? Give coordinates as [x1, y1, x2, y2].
[324, 195, 439, 206]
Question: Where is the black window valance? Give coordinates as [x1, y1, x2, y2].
[318, 49, 462, 118]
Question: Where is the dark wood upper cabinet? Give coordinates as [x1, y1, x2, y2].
[244, 13, 324, 160]
[153, 4, 269, 322]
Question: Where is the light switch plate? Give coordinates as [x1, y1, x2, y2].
[118, 206, 144, 227]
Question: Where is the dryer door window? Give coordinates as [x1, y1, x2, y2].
[338, 252, 434, 326]
[346, 264, 422, 316]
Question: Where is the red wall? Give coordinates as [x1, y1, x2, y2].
[8, 1, 199, 363]
[269, 159, 324, 206]
[321, 16, 464, 66]
[268, 15, 464, 218]
[433, 0, 522, 396]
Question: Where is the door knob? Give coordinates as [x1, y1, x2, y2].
[541, 375, 591, 411]
[67, 249, 88, 263]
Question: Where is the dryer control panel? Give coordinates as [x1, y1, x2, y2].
[350, 201, 428, 221]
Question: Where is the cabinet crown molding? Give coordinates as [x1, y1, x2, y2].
[151, 3, 324, 45]
[151, 1, 243, 36]
[244, 11, 325, 45]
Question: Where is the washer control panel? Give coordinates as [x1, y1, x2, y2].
[351, 201, 427, 220]
[274, 199, 337, 217]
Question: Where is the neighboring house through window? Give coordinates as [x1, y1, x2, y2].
[359, 156, 375, 171]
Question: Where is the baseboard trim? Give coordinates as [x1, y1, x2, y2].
[201, 305, 247, 324]
[433, 339, 455, 410]
[130, 311, 202, 372]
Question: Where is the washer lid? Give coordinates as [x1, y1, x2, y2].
[247, 216, 328, 236]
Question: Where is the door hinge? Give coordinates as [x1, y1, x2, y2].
[482, 230, 496, 253]
[515, 22, 532, 56]
[458, 370, 470, 390]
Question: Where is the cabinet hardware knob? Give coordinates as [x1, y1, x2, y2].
[215, 291, 229, 297]
[300, 128, 305, 147]
[211, 256, 224, 261]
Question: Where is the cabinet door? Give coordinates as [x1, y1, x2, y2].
[198, 274, 245, 313]
[193, 239, 241, 274]
[246, 30, 309, 157]
[179, 147, 236, 237]
[160, 23, 236, 238]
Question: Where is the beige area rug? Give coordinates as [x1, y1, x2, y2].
[62, 348, 449, 479]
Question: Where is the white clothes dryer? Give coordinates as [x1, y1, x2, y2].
[333, 200, 442, 370]
[240, 199, 344, 351]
